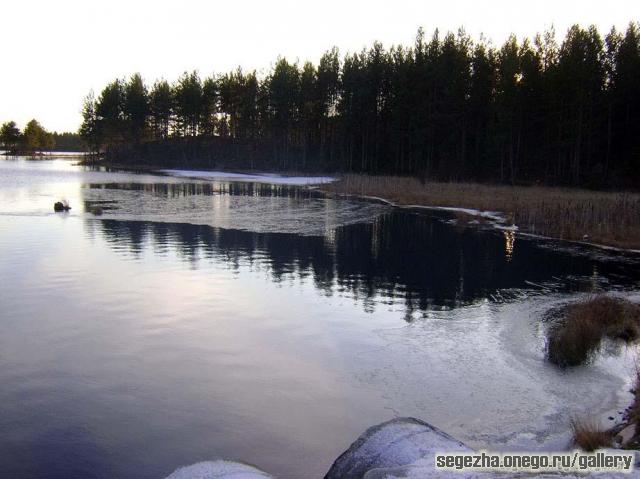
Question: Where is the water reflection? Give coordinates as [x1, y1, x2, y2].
[78, 179, 385, 236]
[88, 212, 639, 316]
[504, 230, 516, 262]
[83, 181, 324, 199]
[3, 158, 640, 479]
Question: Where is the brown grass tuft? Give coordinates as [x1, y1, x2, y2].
[571, 418, 613, 451]
[547, 295, 640, 367]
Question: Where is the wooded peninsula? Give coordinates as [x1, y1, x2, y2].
[75, 23, 640, 189]
[2, 23, 639, 191]
[0, 120, 84, 153]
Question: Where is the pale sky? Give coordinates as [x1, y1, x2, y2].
[1, 0, 638, 132]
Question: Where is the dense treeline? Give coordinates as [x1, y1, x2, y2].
[1, 120, 55, 153]
[0, 120, 86, 153]
[51, 132, 85, 152]
[81, 23, 640, 188]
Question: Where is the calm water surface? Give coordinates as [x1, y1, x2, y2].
[1, 157, 639, 478]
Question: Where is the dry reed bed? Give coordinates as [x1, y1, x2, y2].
[321, 175, 640, 249]
[571, 419, 614, 451]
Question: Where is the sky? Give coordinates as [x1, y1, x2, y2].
[1, 0, 638, 132]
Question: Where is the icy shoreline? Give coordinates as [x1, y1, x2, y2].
[159, 169, 335, 185]
[165, 417, 639, 478]
[329, 192, 640, 255]
[155, 169, 639, 254]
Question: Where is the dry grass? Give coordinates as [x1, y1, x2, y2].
[321, 174, 640, 249]
[547, 296, 640, 367]
[571, 418, 613, 451]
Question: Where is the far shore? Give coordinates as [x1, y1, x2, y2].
[75, 158, 640, 251]
[74, 156, 329, 178]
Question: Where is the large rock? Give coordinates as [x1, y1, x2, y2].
[53, 201, 71, 212]
[324, 417, 470, 479]
[616, 424, 637, 447]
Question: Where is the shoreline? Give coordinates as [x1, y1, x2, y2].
[74, 159, 640, 252]
[328, 191, 640, 255]
[75, 158, 329, 178]
[319, 174, 640, 251]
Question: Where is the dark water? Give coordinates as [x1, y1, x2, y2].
[1, 158, 639, 478]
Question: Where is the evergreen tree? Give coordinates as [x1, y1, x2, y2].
[173, 71, 203, 137]
[123, 73, 149, 144]
[200, 76, 218, 137]
[316, 47, 340, 166]
[79, 92, 99, 153]
[610, 23, 640, 183]
[0, 121, 21, 151]
[22, 119, 54, 152]
[149, 80, 172, 140]
[95, 79, 126, 150]
[267, 58, 300, 168]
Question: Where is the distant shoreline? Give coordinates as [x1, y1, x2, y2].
[2, 150, 86, 157]
[76, 156, 328, 178]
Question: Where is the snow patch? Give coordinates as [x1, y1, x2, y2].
[408, 205, 506, 224]
[164, 460, 273, 479]
[159, 169, 335, 185]
[341, 194, 517, 230]
[325, 417, 471, 479]
[517, 231, 640, 255]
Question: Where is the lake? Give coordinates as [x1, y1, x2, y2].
[1, 156, 639, 478]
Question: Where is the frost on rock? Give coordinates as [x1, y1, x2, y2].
[324, 417, 470, 479]
[165, 460, 273, 479]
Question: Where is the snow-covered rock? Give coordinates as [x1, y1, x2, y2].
[165, 460, 273, 479]
[324, 417, 471, 479]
